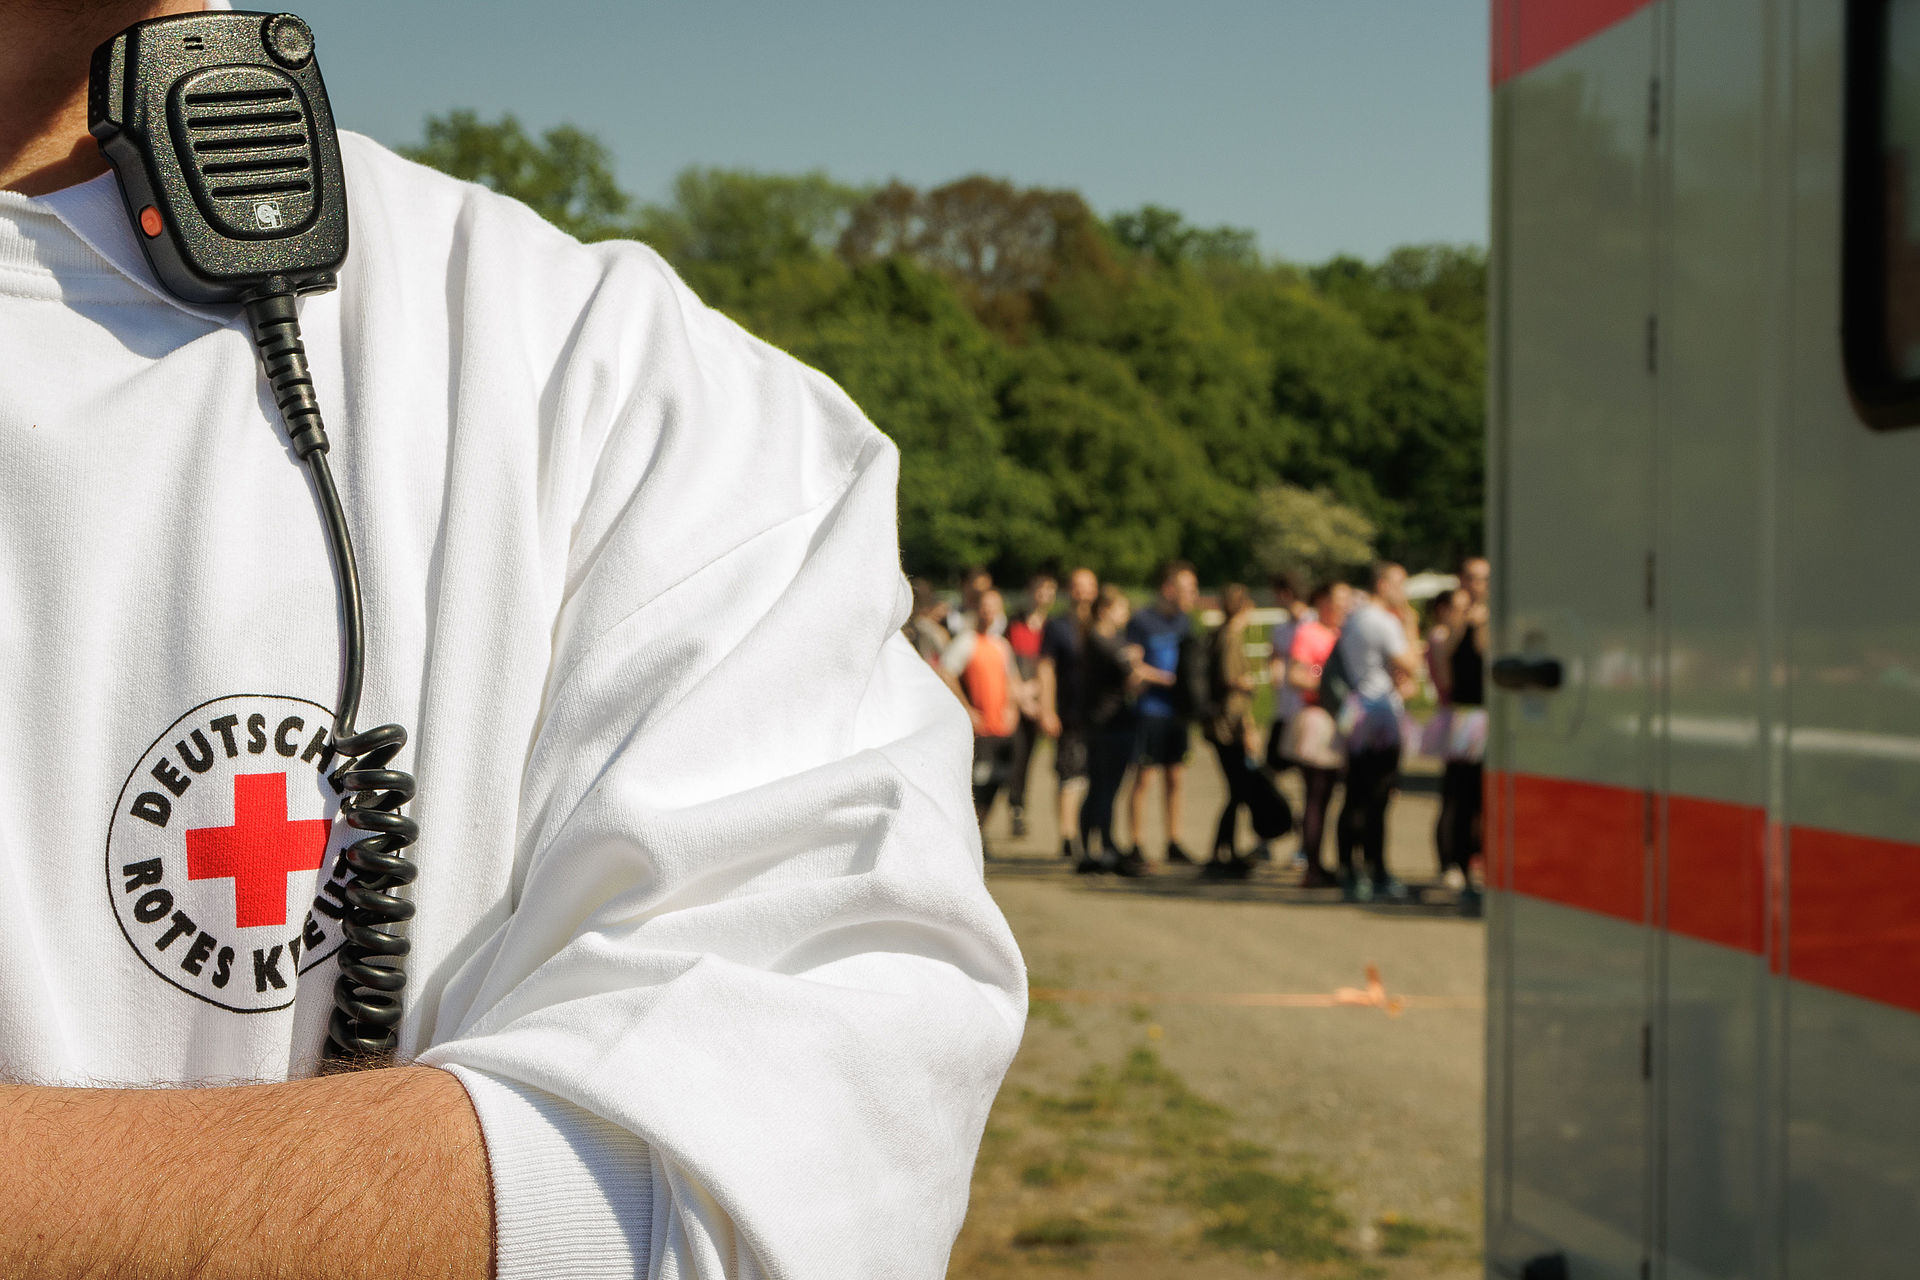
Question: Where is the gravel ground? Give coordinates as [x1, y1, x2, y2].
[953, 740, 1485, 1279]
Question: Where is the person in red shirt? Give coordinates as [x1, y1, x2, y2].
[1003, 574, 1055, 837]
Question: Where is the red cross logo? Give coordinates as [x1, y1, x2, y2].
[185, 772, 332, 929]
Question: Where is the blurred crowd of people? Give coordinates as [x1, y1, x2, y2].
[904, 555, 1491, 913]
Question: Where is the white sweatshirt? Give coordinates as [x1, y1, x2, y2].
[0, 130, 1024, 1278]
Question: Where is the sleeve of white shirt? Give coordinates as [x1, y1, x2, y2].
[1380, 607, 1411, 657]
[939, 630, 977, 680]
[414, 220, 1027, 1277]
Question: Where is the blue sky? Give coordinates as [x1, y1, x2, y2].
[291, 0, 1489, 264]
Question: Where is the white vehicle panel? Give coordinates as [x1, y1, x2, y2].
[1491, 1, 1920, 1277]
[1489, 3, 1659, 1275]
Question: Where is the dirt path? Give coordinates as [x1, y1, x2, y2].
[954, 742, 1484, 1278]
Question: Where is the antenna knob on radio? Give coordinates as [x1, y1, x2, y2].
[263, 14, 314, 69]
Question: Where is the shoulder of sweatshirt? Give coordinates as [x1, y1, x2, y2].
[337, 128, 880, 466]
[334, 131, 892, 604]
[338, 129, 637, 315]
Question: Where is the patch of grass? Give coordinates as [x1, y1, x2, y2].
[1377, 1215, 1465, 1257]
[978, 1047, 1384, 1273]
[1127, 1002, 1152, 1023]
[976, 1121, 1015, 1160]
[1011, 1215, 1108, 1250]
[1196, 1167, 1352, 1261]
[1027, 996, 1073, 1029]
[1020, 1152, 1089, 1187]
[1029, 1059, 1124, 1128]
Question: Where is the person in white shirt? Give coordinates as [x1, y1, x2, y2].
[1332, 561, 1423, 902]
[0, 2, 1026, 1276]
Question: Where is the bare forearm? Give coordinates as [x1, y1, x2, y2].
[939, 668, 968, 706]
[0, 1065, 490, 1280]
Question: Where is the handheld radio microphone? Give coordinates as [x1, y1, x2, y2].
[89, 11, 419, 1065]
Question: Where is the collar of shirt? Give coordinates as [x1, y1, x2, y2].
[5, 172, 231, 322]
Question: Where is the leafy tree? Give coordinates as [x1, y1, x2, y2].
[839, 177, 1115, 336]
[635, 168, 865, 286]
[1111, 204, 1259, 271]
[1250, 485, 1376, 585]
[1373, 244, 1487, 329]
[999, 342, 1240, 582]
[398, 110, 630, 241]
[400, 112, 1487, 583]
[776, 259, 1052, 573]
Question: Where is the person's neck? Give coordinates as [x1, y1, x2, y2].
[0, 2, 200, 196]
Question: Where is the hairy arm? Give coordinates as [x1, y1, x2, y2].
[1390, 622, 1425, 688]
[0, 1066, 490, 1280]
[940, 668, 982, 730]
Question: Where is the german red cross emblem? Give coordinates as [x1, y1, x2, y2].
[107, 694, 350, 1013]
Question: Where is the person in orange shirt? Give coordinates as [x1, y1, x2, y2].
[942, 589, 1034, 853]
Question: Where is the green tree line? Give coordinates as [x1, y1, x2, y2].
[402, 111, 1485, 583]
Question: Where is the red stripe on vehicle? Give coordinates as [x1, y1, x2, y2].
[1493, 770, 1920, 1017]
[1491, 0, 1656, 86]
[1667, 795, 1767, 955]
[1506, 773, 1644, 923]
[1791, 826, 1920, 1015]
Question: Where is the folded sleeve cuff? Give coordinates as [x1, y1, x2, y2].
[443, 1064, 655, 1279]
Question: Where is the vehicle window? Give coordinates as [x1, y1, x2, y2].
[1845, 0, 1920, 426]
[1882, 4, 1920, 374]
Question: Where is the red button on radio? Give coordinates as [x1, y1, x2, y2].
[138, 205, 163, 238]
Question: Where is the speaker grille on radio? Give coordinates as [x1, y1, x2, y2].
[168, 65, 318, 239]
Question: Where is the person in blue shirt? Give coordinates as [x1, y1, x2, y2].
[1125, 560, 1200, 865]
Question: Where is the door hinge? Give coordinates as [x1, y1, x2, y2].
[1648, 76, 1661, 140]
[1644, 550, 1656, 611]
[1641, 1022, 1653, 1081]
[1646, 313, 1658, 373]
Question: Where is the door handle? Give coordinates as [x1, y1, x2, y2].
[1491, 655, 1564, 692]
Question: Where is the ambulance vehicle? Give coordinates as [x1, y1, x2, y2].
[1488, 1, 1920, 1276]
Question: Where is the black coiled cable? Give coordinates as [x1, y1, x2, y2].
[246, 291, 420, 1065]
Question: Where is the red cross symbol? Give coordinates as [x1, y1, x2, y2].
[185, 772, 332, 929]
